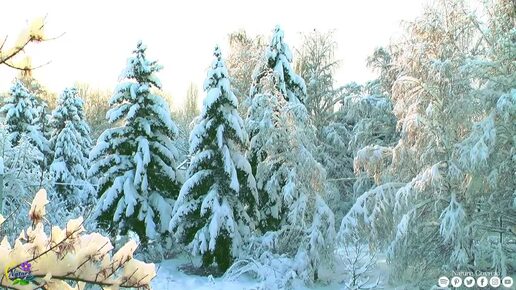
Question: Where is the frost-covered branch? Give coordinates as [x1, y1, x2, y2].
[0, 17, 51, 72]
[0, 189, 156, 290]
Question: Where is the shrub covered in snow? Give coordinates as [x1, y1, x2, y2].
[0, 125, 50, 241]
[0, 189, 156, 289]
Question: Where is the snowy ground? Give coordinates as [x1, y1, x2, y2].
[151, 257, 348, 290]
[149, 254, 406, 290]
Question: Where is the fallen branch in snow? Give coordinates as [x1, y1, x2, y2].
[0, 189, 157, 290]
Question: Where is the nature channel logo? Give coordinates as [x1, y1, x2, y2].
[4, 261, 35, 285]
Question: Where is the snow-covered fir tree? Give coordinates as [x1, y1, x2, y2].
[27, 80, 55, 177]
[34, 98, 52, 144]
[17, 71, 57, 140]
[49, 87, 93, 206]
[242, 26, 335, 285]
[51, 88, 92, 170]
[50, 122, 85, 196]
[249, 25, 307, 106]
[0, 80, 50, 188]
[248, 25, 308, 231]
[0, 80, 49, 154]
[169, 46, 258, 272]
[248, 25, 321, 231]
[89, 42, 181, 245]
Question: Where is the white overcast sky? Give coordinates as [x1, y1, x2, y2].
[0, 0, 428, 107]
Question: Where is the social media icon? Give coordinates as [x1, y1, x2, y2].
[502, 277, 514, 288]
[464, 276, 476, 288]
[477, 276, 488, 287]
[451, 276, 462, 287]
[490, 276, 501, 287]
[438, 276, 450, 287]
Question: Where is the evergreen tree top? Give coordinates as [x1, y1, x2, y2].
[121, 41, 163, 88]
[201, 46, 239, 116]
[54, 88, 85, 118]
[89, 43, 180, 242]
[8, 80, 32, 101]
[213, 45, 222, 59]
[268, 25, 292, 63]
[108, 42, 177, 135]
[1, 80, 37, 120]
[251, 26, 307, 104]
[51, 87, 92, 152]
[204, 45, 229, 89]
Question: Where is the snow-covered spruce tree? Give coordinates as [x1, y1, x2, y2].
[169, 46, 258, 272]
[23, 77, 55, 175]
[18, 75, 57, 140]
[249, 26, 306, 107]
[0, 80, 50, 188]
[0, 80, 50, 155]
[51, 87, 92, 162]
[248, 25, 310, 231]
[89, 42, 181, 245]
[338, 0, 515, 286]
[239, 26, 335, 286]
[50, 122, 88, 205]
[50, 88, 93, 206]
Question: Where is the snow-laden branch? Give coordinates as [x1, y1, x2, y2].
[0, 189, 156, 290]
